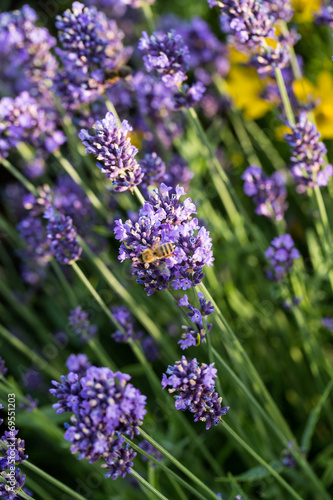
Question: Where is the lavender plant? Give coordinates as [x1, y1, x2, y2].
[0, 1, 333, 499]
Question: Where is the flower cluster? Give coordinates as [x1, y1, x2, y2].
[114, 184, 214, 295]
[45, 208, 82, 265]
[50, 359, 146, 479]
[265, 234, 300, 281]
[242, 165, 287, 221]
[0, 91, 65, 160]
[284, 113, 333, 193]
[0, 428, 29, 499]
[178, 293, 214, 349]
[79, 112, 143, 192]
[162, 356, 229, 429]
[0, 5, 58, 96]
[68, 307, 97, 341]
[138, 30, 206, 108]
[253, 43, 290, 75]
[111, 306, 143, 343]
[54, 2, 131, 100]
[139, 30, 190, 88]
[263, 0, 293, 22]
[209, 0, 275, 50]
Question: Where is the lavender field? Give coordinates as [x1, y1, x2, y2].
[0, 0, 333, 499]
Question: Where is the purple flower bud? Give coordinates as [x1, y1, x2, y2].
[265, 234, 300, 281]
[242, 166, 287, 221]
[46, 210, 82, 265]
[139, 30, 190, 88]
[284, 113, 332, 193]
[69, 307, 97, 341]
[162, 357, 229, 429]
[79, 112, 143, 192]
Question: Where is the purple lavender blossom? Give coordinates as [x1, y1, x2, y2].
[102, 441, 136, 479]
[79, 112, 143, 192]
[55, 2, 131, 99]
[111, 306, 143, 343]
[0, 469, 26, 499]
[242, 166, 287, 221]
[253, 43, 290, 74]
[159, 16, 230, 83]
[69, 307, 97, 341]
[321, 317, 333, 332]
[172, 81, 206, 109]
[0, 91, 65, 159]
[0, 357, 7, 376]
[315, 5, 333, 28]
[162, 356, 229, 429]
[264, 0, 293, 22]
[284, 113, 333, 193]
[210, 0, 275, 50]
[0, 429, 28, 469]
[45, 208, 82, 265]
[265, 234, 300, 281]
[50, 362, 146, 476]
[178, 293, 214, 349]
[139, 440, 163, 464]
[139, 30, 190, 88]
[0, 6, 58, 96]
[66, 354, 92, 375]
[114, 184, 214, 295]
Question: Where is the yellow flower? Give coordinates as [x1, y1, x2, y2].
[226, 65, 274, 120]
[293, 72, 333, 139]
[292, 0, 321, 23]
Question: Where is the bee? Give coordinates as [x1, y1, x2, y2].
[139, 242, 176, 264]
[104, 65, 132, 85]
[88, 65, 132, 91]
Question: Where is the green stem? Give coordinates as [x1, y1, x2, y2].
[199, 282, 294, 441]
[274, 67, 295, 126]
[51, 259, 77, 309]
[127, 438, 209, 500]
[228, 112, 261, 166]
[131, 470, 170, 500]
[141, 2, 155, 32]
[2, 158, 38, 196]
[22, 460, 88, 500]
[222, 422, 330, 500]
[139, 429, 221, 500]
[133, 186, 146, 206]
[0, 323, 59, 379]
[53, 150, 109, 220]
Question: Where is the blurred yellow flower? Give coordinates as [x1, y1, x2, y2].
[226, 66, 274, 120]
[292, 0, 321, 22]
[293, 72, 333, 138]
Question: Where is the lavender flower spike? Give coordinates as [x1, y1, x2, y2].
[178, 293, 214, 349]
[79, 112, 143, 192]
[242, 166, 287, 221]
[45, 208, 82, 265]
[138, 30, 190, 87]
[209, 0, 275, 50]
[50, 360, 146, 478]
[284, 113, 333, 193]
[162, 356, 229, 429]
[265, 234, 300, 281]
